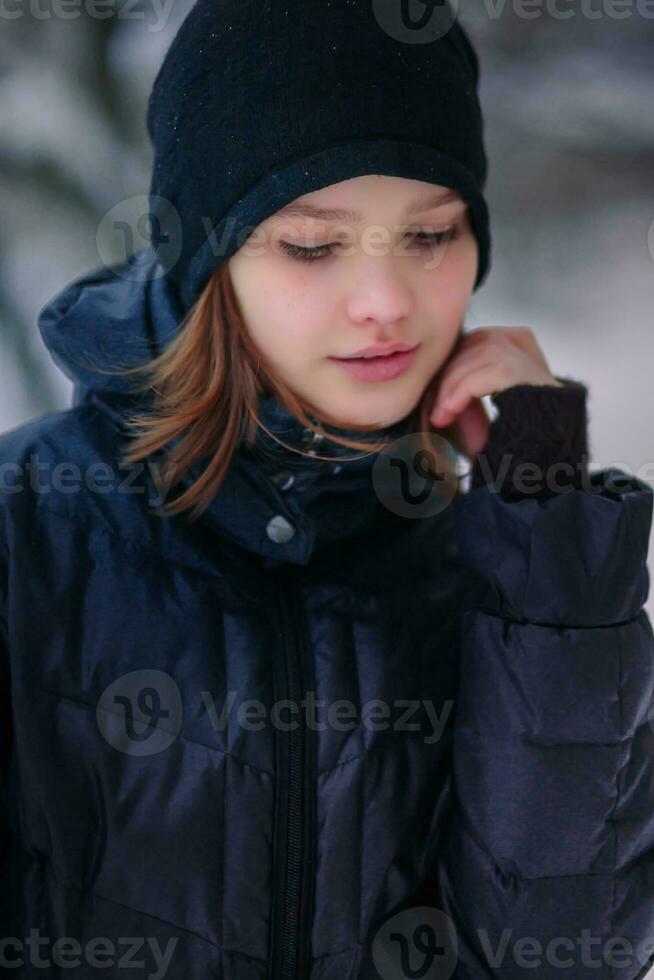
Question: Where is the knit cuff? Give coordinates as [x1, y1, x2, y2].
[469, 375, 590, 501]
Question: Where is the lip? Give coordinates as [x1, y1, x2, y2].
[346, 341, 417, 358]
[328, 344, 420, 382]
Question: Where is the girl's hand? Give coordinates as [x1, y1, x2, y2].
[429, 326, 563, 458]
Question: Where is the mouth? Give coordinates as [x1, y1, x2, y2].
[328, 344, 420, 382]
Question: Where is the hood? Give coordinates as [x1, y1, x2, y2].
[37, 247, 186, 427]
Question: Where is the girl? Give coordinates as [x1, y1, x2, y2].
[1, 2, 653, 978]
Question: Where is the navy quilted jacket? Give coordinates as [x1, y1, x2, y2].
[1, 264, 654, 980]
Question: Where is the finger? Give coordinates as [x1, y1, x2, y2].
[431, 327, 546, 417]
[434, 361, 514, 420]
[464, 325, 540, 359]
[430, 331, 502, 405]
[500, 327, 546, 360]
[434, 349, 496, 392]
[433, 327, 523, 393]
[446, 398, 491, 458]
[431, 353, 510, 418]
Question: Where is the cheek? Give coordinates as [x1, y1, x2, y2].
[428, 237, 477, 314]
[455, 230, 480, 293]
[246, 287, 329, 364]
[422, 268, 470, 324]
[264, 269, 334, 352]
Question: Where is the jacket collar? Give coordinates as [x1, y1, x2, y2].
[158, 393, 413, 569]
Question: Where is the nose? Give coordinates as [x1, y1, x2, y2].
[345, 260, 415, 330]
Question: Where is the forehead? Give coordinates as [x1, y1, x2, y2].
[273, 190, 465, 222]
[269, 179, 465, 225]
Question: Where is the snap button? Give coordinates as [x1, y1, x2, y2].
[270, 471, 296, 491]
[301, 427, 325, 447]
[300, 427, 326, 458]
[266, 514, 296, 544]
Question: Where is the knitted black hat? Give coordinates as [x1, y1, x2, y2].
[146, 0, 491, 311]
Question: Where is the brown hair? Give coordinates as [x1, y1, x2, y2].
[106, 262, 464, 523]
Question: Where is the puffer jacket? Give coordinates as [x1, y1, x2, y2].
[1, 263, 654, 980]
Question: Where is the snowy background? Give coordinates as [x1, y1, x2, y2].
[1, 2, 653, 622]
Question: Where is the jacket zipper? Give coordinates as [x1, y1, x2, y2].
[269, 574, 315, 980]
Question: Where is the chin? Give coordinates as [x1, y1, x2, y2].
[320, 390, 419, 431]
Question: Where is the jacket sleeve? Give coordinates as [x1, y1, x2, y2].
[435, 387, 654, 979]
[469, 374, 590, 501]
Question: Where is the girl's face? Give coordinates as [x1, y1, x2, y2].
[228, 174, 478, 429]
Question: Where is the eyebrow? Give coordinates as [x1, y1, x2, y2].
[274, 189, 463, 223]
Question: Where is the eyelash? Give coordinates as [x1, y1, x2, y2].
[279, 227, 460, 262]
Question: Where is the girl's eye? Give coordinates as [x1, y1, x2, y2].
[278, 227, 459, 262]
[279, 241, 333, 261]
